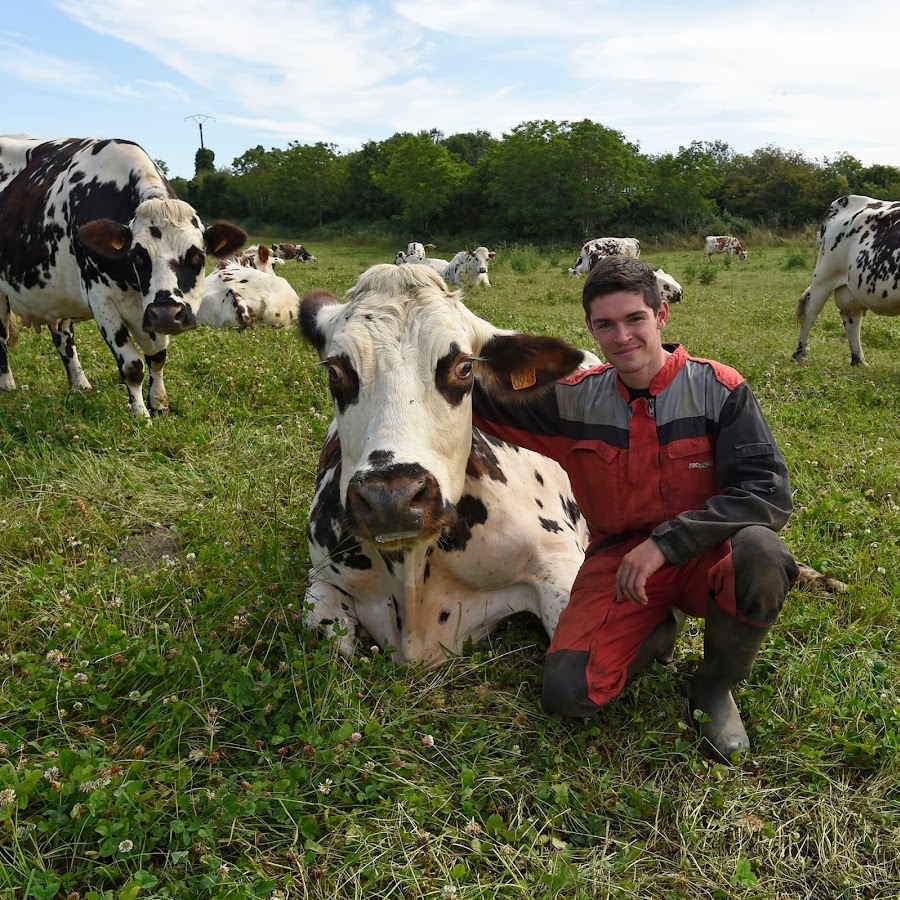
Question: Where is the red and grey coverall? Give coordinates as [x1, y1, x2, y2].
[472, 343, 798, 714]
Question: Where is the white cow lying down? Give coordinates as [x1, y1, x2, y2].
[198, 266, 300, 328]
[299, 263, 590, 666]
[654, 269, 683, 304]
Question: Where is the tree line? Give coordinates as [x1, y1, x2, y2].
[168, 119, 900, 243]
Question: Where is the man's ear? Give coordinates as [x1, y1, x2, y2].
[657, 300, 670, 330]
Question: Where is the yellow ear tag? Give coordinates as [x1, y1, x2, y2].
[213, 238, 228, 254]
[111, 237, 125, 251]
[510, 366, 537, 390]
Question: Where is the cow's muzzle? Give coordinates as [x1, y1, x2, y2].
[346, 464, 446, 547]
[143, 301, 197, 334]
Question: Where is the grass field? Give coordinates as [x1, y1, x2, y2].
[1, 239, 898, 899]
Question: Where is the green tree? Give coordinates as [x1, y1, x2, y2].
[373, 132, 469, 232]
[486, 120, 641, 239]
[640, 141, 723, 230]
[194, 147, 215, 176]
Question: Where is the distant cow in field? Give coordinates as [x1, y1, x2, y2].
[654, 269, 684, 304]
[298, 263, 591, 665]
[568, 237, 641, 277]
[703, 235, 747, 262]
[199, 266, 300, 329]
[794, 194, 900, 366]
[271, 243, 317, 263]
[216, 244, 280, 276]
[0, 135, 246, 418]
[444, 247, 496, 287]
[394, 251, 450, 273]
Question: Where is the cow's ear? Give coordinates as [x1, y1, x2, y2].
[205, 222, 247, 258]
[475, 333, 585, 400]
[78, 219, 132, 258]
[299, 291, 340, 356]
[488, 251, 496, 259]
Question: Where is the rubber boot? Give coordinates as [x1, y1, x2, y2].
[627, 608, 687, 679]
[689, 600, 770, 763]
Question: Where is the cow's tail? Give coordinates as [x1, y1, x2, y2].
[795, 288, 811, 323]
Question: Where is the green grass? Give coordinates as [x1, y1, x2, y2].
[0, 240, 898, 899]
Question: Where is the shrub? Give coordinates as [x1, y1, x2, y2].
[698, 265, 718, 285]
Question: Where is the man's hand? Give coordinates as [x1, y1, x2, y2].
[615, 538, 668, 605]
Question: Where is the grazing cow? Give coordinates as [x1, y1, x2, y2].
[444, 247, 497, 287]
[198, 266, 300, 329]
[703, 235, 747, 261]
[654, 269, 684, 304]
[567, 237, 641, 277]
[794, 195, 900, 366]
[299, 263, 591, 666]
[271, 242, 317, 263]
[216, 244, 280, 276]
[0, 135, 246, 417]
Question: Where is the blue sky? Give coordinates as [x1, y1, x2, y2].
[3, 0, 898, 180]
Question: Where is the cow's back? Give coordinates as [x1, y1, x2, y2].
[0, 136, 172, 315]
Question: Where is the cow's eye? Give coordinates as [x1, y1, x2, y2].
[191, 253, 204, 268]
[327, 363, 345, 383]
[455, 360, 474, 379]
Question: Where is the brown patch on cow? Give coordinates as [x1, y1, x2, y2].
[114, 525, 181, 571]
[467, 430, 507, 483]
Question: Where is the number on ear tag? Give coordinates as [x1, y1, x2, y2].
[510, 366, 537, 390]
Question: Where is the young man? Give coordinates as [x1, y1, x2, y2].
[472, 256, 798, 763]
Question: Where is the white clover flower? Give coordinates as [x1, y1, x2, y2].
[45, 649, 65, 667]
[422, 734, 435, 749]
[877, 566, 887, 574]
[317, 778, 333, 795]
[128, 691, 142, 703]
[73, 672, 88, 685]
[0, 788, 17, 808]
[118, 839, 133, 853]
[442, 886, 458, 899]
[43, 766, 60, 780]
[350, 732, 362, 743]
[465, 818, 482, 835]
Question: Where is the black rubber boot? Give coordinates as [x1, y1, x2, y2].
[689, 600, 770, 763]
[627, 608, 687, 679]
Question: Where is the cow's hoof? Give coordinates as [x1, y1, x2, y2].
[149, 406, 170, 417]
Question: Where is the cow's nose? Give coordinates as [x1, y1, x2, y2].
[346, 465, 442, 544]
[143, 301, 197, 334]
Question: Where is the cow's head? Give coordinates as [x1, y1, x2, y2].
[406, 242, 426, 260]
[78, 198, 246, 335]
[299, 263, 583, 552]
[654, 269, 684, 304]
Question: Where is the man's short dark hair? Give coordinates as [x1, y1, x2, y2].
[582, 256, 661, 317]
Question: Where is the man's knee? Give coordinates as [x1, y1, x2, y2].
[732, 526, 799, 625]
[541, 649, 603, 718]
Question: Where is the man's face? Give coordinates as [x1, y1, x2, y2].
[585, 290, 669, 388]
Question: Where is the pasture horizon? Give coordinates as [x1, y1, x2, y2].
[0, 239, 898, 898]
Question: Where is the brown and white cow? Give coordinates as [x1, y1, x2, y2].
[444, 246, 497, 287]
[299, 263, 591, 666]
[199, 266, 300, 329]
[654, 269, 684, 304]
[703, 235, 747, 262]
[271, 242, 317, 263]
[0, 135, 246, 418]
[794, 195, 900, 366]
[568, 237, 641, 277]
[216, 244, 280, 276]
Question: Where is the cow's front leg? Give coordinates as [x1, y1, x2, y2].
[304, 581, 361, 658]
[49, 319, 94, 393]
[0, 292, 15, 391]
[94, 313, 150, 418]
[837, 293, 868, 366]
[145, 345, 170, 414]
